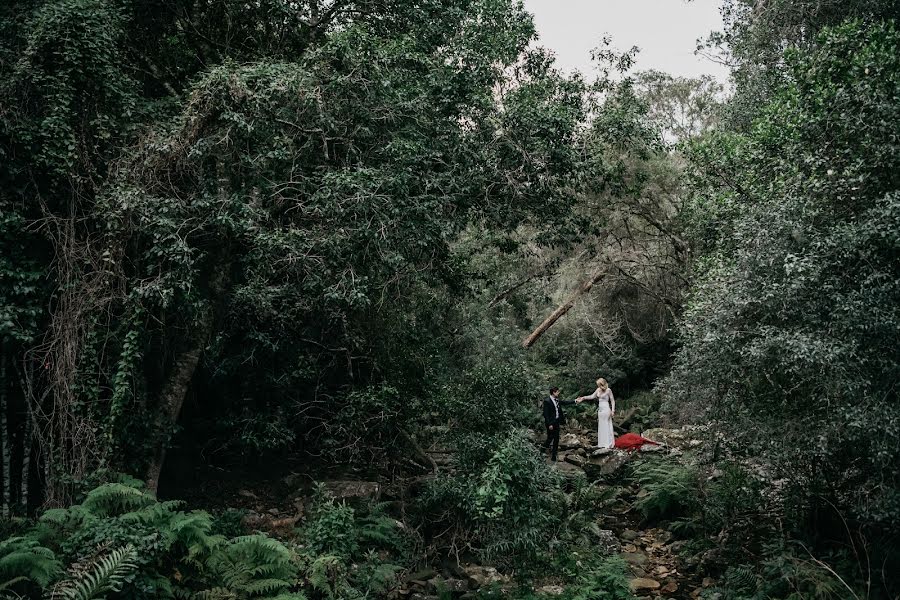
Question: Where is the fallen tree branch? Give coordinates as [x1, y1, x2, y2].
[522, 270, 605, 348]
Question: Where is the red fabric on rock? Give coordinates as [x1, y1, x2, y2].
[614, 432, 659, 451]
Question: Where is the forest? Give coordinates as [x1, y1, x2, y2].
[0, 0, 898, 598]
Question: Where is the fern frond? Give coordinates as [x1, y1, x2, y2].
[80, 483, 155, 517]
[0, 537, 62, 590]
[49, 544, 138, 600]
[200, 534, 300, 599]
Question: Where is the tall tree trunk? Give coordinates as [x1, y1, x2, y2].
[20, 406, 32, 513]
[522, 271, 605, 348]
[1, 346, 9, 518]
[144, 262, 228, 494]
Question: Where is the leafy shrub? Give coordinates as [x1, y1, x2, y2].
[706, 541, 863, 600]
[437, 363, 536, 469]
[0, 536, 61, 594]
[297, 486, 407, 598]
[562, 555, 634, 600]
[211, 508, 249, 538]
[422, 429, 563, 568]
[302, 492, 359, 559]
[5, 480, 305, 599]
[553, 477, 621, 552]
[200, 535, 304, 600]
[665, 20, 900, 545]
[630, 458, 700, 522]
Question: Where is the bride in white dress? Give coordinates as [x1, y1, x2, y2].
[577, 378, 615, 449]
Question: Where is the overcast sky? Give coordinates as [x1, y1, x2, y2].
[522, 0, 729, 83]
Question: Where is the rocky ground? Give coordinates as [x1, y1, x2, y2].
[213, 419, 713, 600]
[539, 422, 714, 600]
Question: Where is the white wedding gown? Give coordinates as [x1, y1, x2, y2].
[586, 387, 615, 448]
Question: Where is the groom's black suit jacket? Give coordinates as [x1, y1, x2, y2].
[543, 396, 575, 428]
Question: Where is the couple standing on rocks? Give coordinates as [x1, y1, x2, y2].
[542, 378, 616, 462]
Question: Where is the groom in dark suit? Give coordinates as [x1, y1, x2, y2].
[543, 386, 575, 462]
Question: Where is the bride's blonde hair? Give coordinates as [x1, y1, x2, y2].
[597, 378, 608, 390]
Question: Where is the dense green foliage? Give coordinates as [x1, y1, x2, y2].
[0, 0, 897, 598]
[667, 19, 900, 542]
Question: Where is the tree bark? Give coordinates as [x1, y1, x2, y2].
[20, 406, 31, 513]
[144, 311, 214, 494]
[522, 271, 605, 348]
[1, 347, 9, 518]
[144, 262, 228, 494]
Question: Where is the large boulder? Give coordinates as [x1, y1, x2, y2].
[564, 453, 587, 468]
[582, 450, 632, 480]
[640, 426, 707, 450]
[462, 565, 508, 589]
[322, 480, 381, 501]
[595, 529, 621, 556]
[558, 433, 583, 449]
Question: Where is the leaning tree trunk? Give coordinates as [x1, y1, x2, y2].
[144, 262, 228, 494]
[522, 271, 605, 348]
[144, 308, 215, 494]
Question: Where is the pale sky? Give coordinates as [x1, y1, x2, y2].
[522, 0, 730, 83]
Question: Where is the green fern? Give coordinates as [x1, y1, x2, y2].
[0, 536, 62, 591]
[308, 554, 357, 600]
[200, 535, 300, 599]
[48, 544, 138, 600]
[357, 503, 403, 551]
[630, 458, 699, 521]
[79, 483, 156, 518]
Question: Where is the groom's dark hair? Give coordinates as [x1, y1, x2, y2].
[549, 386, 559, 394]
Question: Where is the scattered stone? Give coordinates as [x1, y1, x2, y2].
[407, 568, 438, 583]
[640, 426, 706, 450]
[559, 433, 582, 449]
[662, 581, 679, 593]
[622, 551, 649, 567]
[640, 443, 664, 452]
[595, 529, 620, 556]
[462, 565, 507, 589]
[621, 529, 639, 541]
[629, 577, 661, 591]
[428, 577, 467, 594]
[267, 508, 280, 515]
[443, 579, 468, 593]
[269, 515, 300, 530]
[241, 511, 264, 529]
[552, 459, 584, 475]
[702, 577, 715, 588]
[238, 489, 257, 499]
[281, 472, 304, 488]
[564, 454, 586, 467]
[624, 543, 637, 553]
[535, 584, 565, 596]
[591, 447, 613, 457]
[322, 480, 380, 501]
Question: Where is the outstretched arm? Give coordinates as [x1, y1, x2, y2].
[578, 389, 599, 403]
